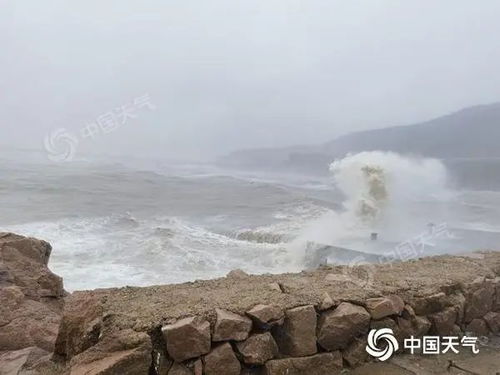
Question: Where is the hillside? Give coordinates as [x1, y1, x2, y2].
[218, 102, 500, 174]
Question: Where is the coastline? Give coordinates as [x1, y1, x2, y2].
[2, 232, 500, 374]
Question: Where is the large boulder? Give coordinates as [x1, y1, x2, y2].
[272, 305, 317, 357]
[317, 302, 370, 351]
[161, 317, 211, 362]
[0, 346, 50, 375]
[464, 278, 495, 323]
[236, 332, 278, 365]
[465, 319, 490, 337]
[493, 277, 500, 311]
[213, 309, 252, 342]
[0, 233, 64, 353]
[410, 293, 450, 315]
[429, 307, 457, 336]
[54, 292, 104, 360]
[343, 337, 368, 367]
[68, 329, 152, 375]
[168, 363, 192, 375]
[246, 305, 284, 329]
[203, 343, 240, 375]
[365, 296, 404, 320]
[484, 311, 500, 334]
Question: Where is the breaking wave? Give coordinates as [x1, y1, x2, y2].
[288, 151, 452, 264]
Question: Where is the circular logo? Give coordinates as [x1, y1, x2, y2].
[44, 128, 78, 162]
[366, 328, 399, 361]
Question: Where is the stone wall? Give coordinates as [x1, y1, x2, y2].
[2, 233, 500, 374]
[55, 251, 500, 374]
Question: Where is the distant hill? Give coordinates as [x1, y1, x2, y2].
[218, 102, 500, 175]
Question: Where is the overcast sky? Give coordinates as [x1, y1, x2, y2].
[2, 1, 500, 160]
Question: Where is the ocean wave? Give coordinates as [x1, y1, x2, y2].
[234, 230, 290, 244]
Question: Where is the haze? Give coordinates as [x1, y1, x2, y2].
[2, 0, 500, 160]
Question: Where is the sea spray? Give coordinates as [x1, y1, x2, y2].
[288, 151, 451, 266]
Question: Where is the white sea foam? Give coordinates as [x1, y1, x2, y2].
[288, 151, 453, 265]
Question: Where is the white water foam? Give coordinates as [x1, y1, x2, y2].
[288, 151, 453, 265]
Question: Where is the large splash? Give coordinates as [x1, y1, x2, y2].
[289, 151, 451, 265]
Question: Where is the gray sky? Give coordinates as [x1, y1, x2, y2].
[2, 0, 500, 160]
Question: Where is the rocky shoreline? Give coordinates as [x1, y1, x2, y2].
[2, 232, 500, 374]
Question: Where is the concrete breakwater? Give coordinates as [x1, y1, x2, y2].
[1, 232, 500, 374]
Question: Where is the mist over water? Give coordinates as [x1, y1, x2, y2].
[2, 151, 500, 290]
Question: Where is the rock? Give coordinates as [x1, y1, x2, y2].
[317, 302, 370, 351]
[203, 343, 241, 375]
[246, 305, 284, 329]
[0, 233, 64, 300]
[318, 292, 335, 311]
[465, 319, 490, 337]
[69, 329, 152, 375]
[449, 292, 466, 324]
[193, 359, 203, 375]
[213, 309, 252, 342]
[351, 362, 415, 375]
[371, 317, 398, 331]
[412, 316, 432, 337]
[0, 233, 52, 265]
[268, 282, 282, 292]
[366, 295, 405, 320]
[429, 307, 457, 335]
[343, 337, 368, 367]
[401, 305, 416, 320]
[411, 293, 450, 315]
[161, 316, 211, 362]
[0, 286, 25, 327]
[239, 368, 263, 375]
[236, 332, 278, 365]
[168, 363, 192, 375]
[395, 317, 413, 345]
[464, 278, 495, 323]
[265, 352, 343, 375]
[0, 233, 64, 353]
[483, 311, 500, 334]
[0, 346, 49, 375]
[273, 305, 317, 357]
[54, 292, 103, 360]
[493, 277, 500, 311]
[226, 269, 248, 279]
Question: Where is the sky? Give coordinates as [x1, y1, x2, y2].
[2, 0, 500, 160]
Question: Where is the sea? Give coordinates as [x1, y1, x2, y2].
[2, 149, 500, 291]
